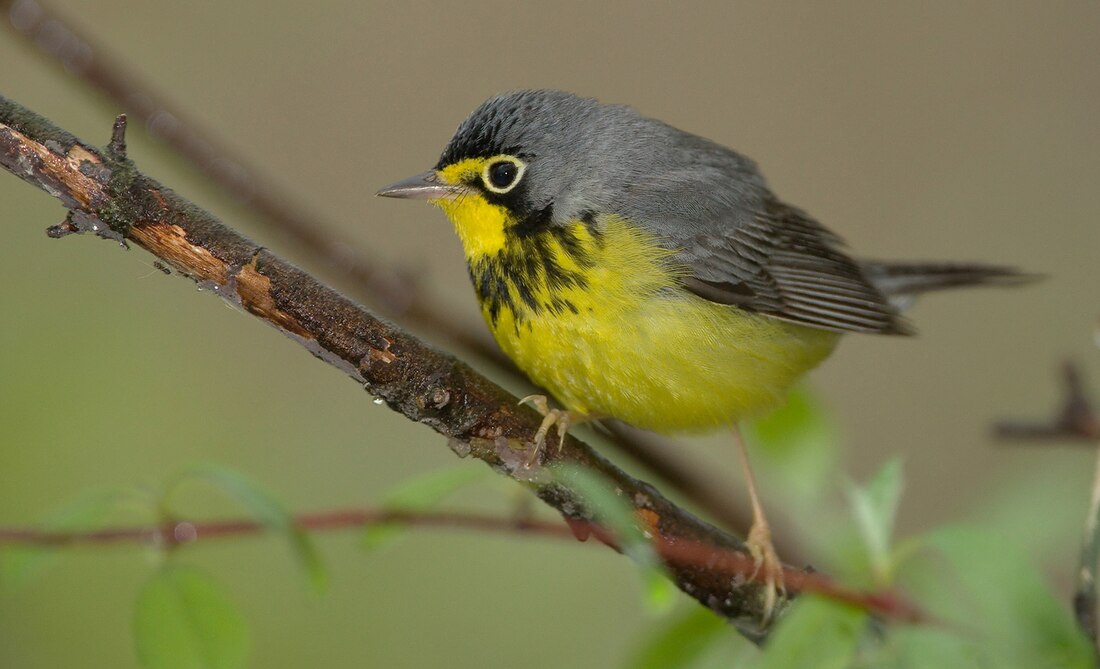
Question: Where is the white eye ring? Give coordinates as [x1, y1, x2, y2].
[481, 156, 526, 194]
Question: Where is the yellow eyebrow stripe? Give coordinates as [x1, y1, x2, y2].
[437, 157, 487, 186]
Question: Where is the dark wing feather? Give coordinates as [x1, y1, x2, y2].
[678, 199, 911, 334]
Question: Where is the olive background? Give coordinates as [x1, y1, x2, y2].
[2, 2, 1098, 667]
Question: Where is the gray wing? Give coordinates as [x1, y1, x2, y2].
[676, 198, 911, 335]
[598, 118, 909, 334]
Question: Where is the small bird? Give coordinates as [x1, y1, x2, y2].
[378, 90, 1027, 614]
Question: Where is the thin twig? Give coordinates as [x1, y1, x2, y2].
[0, 508, 574, 547]
[995, 362, 1100, 443]
[0, 507, 922, 623]
[0, 0, 761, 541]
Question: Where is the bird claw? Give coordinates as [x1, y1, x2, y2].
[518, 394, 551, 415]
[518, 395, 572, 465]
[746, 520, 786, 622]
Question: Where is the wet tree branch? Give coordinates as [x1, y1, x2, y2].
[0, 94, 813, 640]
[0, 0, 767, 543]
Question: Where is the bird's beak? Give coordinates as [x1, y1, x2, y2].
[376, 170, 467, 201]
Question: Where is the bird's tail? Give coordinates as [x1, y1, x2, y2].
[861, 261, 1038, 311]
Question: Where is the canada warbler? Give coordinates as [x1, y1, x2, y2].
[378, 89, 1027, 612]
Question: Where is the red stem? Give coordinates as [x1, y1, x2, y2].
[0, 507, 923, 623]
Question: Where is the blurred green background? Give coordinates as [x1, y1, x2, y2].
[2, 2, 1099, 667]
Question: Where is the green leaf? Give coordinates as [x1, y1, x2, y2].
[752, 595, 866, 669]
[1, 487, 152, 589]
[747, 388, 831, 450]
[745, 388, 837, 502]
[362, 464, 488, 550]
[640, 567, 679, 616]
[171, 464, 328, 594]
[911, 525, 1095, 669]
[846, 458, 904, 584]
[550, 463, 668, 612]
[967, 463, 1088, 562]
[380, 463, 489, 509]
[550, 463, 648, 557]
[134, 564, 249, 669]
[625, 606, 731, 669]
[881, 625, 983, 669]
[361, 523, 404, 551]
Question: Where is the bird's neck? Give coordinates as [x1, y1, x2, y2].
[463, 216, 601, 330]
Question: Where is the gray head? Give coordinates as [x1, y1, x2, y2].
[436, 90, 647, 226]
[381, 89, 769, 237]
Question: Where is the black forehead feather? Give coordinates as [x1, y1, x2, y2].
[435, 90, 603, 168]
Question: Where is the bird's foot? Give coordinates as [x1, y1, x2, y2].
[518, 395, 584, 464]
[746, 518, 787, 622]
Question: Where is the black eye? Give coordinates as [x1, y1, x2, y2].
[487, 161, 518, 190]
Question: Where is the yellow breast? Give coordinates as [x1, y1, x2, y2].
[436, 189, 839, 433]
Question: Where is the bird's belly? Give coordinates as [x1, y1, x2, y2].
[488, 291, 840, 434]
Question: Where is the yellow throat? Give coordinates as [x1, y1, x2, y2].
[431, 160, 840, 433]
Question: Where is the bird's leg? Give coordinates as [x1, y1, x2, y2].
[732, 425, 786, 621]
[518, 394, 591, 460]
